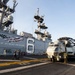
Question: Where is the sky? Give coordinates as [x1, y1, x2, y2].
[8, 0, 75, 41]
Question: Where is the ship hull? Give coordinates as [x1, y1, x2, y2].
[0, 31, 51, 56]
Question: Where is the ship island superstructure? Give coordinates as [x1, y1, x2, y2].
[34, 8, 51, 41]
[0, 0, 52, 57]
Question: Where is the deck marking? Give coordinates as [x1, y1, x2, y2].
[0, 62, 49, 74]
[0, 58, 49, 66]
[23, 56, 37, 59]
[0, 59, 20, 61]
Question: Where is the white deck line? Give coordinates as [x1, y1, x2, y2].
[0, 59, 20, 61]
[0, 62, 49, 74]
[23, 56, 37, 59]
[67, 63, 75, 67]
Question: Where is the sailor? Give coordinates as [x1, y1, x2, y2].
[3, 49, 6, 56]
[64, 52, 68, 64]
[16, 50, 20, 59]
[13, 51, 16, 59]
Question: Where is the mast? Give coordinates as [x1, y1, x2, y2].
[34, 8, 51, 41]
[0, 0, 18, 31]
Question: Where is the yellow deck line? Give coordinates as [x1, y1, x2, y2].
[0, 58, 49, 67]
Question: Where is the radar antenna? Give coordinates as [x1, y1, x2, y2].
[0, 0, 18, 31]
[0, 0, 9, 4]
[37, 8, 39, 15]
[34, 8, 51, 41]
[13, 0, 18, 11]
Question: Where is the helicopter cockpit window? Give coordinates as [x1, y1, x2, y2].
[66, 41, 72, 47]
[55, 47, 58, 51]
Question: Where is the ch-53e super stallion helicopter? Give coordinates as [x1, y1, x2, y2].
[46, 37, 75, 62]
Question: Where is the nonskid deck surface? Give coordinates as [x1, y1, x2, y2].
[1, 60, 75, 74]
[0, 55, 49, 70]
[0, 57, 75, 74]
[0, 56, 75, 66]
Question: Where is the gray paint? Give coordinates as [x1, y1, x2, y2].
[0, 31, 51, 55]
